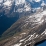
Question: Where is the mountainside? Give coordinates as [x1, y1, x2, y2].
[0, 9, 46, 46]
[0, 0, 46, 46]
[0, 0, 46, 35]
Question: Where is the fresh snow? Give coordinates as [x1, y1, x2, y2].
[41, 29, 46, 35]
[34, 0, 41, 2]
[0, 0, 3, 3]
[45, 29, 46, 34]
[15, 0, 25, 5]
[16, 3, 31, 13]
[3, 0, 12, 6]
[24, 4, 31, 11]
[21, 33, 26, 35]
[35, 10, 46, 23]
[41, 1, 46, 6]
[14, 43, 22, 46]
[19, 39, 25, 42]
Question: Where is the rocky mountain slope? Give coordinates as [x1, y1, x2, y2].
[0, 9, 46, 46]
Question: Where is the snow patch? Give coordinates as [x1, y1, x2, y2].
[42, 10, 46, 15]
[45, 29, 46, 34]
[41, 29, 46, 35]
[19, 39, 25, 42]
[21, 33, 26, 35]
[41, 1, 46, 6]
[24, 5, 31, 11]
[3, 1, 12, 6]
[16, 3, 31, 13]
[16, 8, 24, 13]
[15, 0, 25, 5]
[34, 0, 41, 2]
[28, 10, 46, 24]
[14, 43, 22, 46]
[35, 10, 46, 23]
[0, 0, 3, 3]
[14, 37, 16, 38]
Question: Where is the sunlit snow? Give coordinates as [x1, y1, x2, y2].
[3, 1, 12, 6]
[35, 10, 46, 23]
[24, 5, 31, 11]
[34, 0, 41, 2]
[28, 10, 46, 24]
[41, 29, 46, 35]
[0, 0, 3, 3]
[19, 39, 25, 42]
[14, 43, 22, 46]
[41, 1, 46, 6]
[16, 3, 31, 13]
[45, 29, 46, 34]
[15, 0, 25, 5]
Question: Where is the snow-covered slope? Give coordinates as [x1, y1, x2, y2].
[0, 0, 46, 17]
[0, 9, 46, 46]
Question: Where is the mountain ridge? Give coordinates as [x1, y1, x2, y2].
[0, 9, 46, 46]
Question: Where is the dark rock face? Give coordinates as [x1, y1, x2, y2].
[0, 10, 46, 46]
